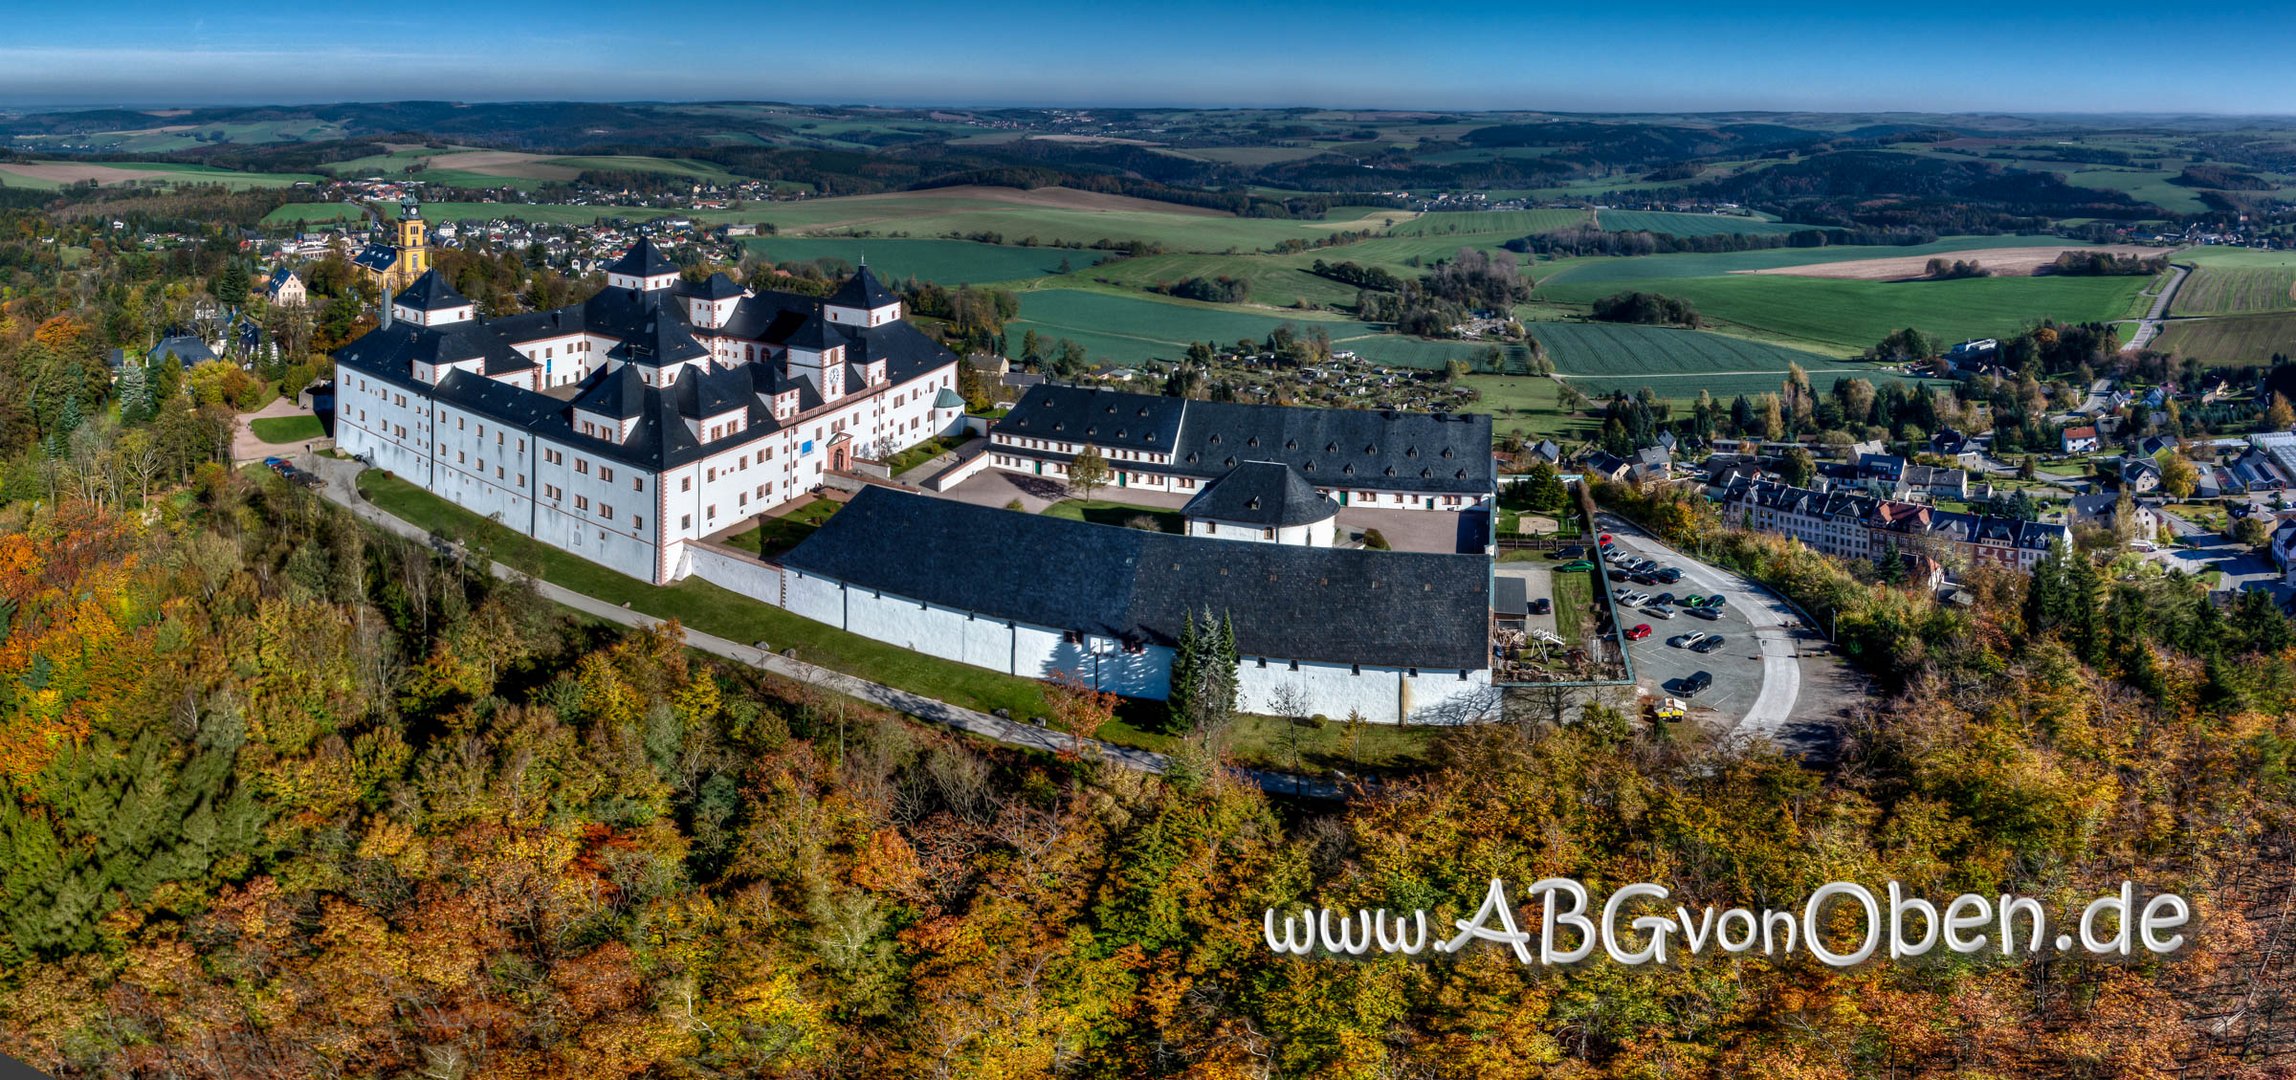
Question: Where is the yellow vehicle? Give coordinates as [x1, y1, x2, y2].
[1650, 697, 1688, 723]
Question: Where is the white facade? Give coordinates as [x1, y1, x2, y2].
[764, 568, 1493, 725]
[1185, 515, 1338, 546]
[336, 265, 966, 585]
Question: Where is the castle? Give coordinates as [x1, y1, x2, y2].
[333, 239, 965, 584]
[353, 200, 431, 294]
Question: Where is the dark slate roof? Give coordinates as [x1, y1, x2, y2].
[333, 318, 538, 381]
[333, 276, 961, 474]
[606, 237, 676, 279]
[146, 335, 216, 368]
[827, 263, 899, 310]
[609, 316, 711, 369]
[352, 242, 399, 272]
[686, 272, 744, 301]
[394, 268, 469, 311]
[1182, 460, 1339, 527]
[570, 364, 650, 419]
[781, 487, 1491, 670]
[994, 386, 1497, 496]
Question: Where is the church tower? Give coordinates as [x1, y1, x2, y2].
[389, 200, 430, 291]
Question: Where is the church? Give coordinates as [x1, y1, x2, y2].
[354, 200, 431, 294]
[333, 239, 966, 584]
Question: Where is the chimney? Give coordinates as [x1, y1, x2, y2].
[381, 288, 393, 329]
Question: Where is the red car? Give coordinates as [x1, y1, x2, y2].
[1625, 624, 1653, 641]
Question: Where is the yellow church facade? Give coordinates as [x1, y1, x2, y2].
[354, 201, 430, 294]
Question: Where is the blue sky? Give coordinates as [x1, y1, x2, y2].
[2, 1, 2289, 114]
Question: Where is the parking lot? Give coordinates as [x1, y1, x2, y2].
[1600, 538, 1772, 724]
[1594, 515, 1857, 756]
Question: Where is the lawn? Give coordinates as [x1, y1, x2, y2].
[1042, 498, 1183, 533]
[1553, 567, 1595, 646]
[1458, 374, 1597, 439]
[248, 414, 324, 444]
[2154, 312, 2296, 365]
[719, 497, 842, 560]
[356, 471, 1059, 719]
[882, 435, 973, 475]
[1526, 322, 1932, 403]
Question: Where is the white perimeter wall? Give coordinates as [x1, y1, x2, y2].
[779, 568, 1491, 724]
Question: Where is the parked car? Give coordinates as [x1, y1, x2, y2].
[1692, 636, 1726, 654]
[1598, 533, 1613, 544]
[1654, 568, 1683, 584]
[1651, 593, 1676, 607]
[1556, 545, 1586, 559]
[1686, 607, 1722, 621]
[1626, 624, 1653, 641]
[1667, 633, 1701, 648]
[1642, 606, 1675, 620]
[1557, 560, 1595, 572]
[1529, 598, 1552, 614]
[1680, 670, 1713, 696]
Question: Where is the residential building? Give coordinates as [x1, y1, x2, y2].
[2061, 426, 2101, 454]
[989, 385, 1493, 512]
[1721, 478, 2069, 573]
[333, 243, 965, 585]
[265, 267, 307, 307]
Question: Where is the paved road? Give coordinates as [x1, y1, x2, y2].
[1594, 513, 1833, 755]
[2124, 263, 2190, 354]
[302, 456, 1353, 799]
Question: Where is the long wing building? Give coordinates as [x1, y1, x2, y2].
[333, 240, 966, 583]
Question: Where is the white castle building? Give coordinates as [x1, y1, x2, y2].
[333, 240, 966, 584]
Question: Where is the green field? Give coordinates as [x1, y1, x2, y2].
[1595, 210, 1814, 236]
[741, 236, 1073, 285]
[2171, 250, 2296, 316]
[694, 188, 1407, 253]
[1531, 320, 1927, 403]
[262, 202, 372, 226]
[2154, 312, 2296, 365]
[1009, 288, 1374, 364]
[0, 161, 322, 191]
[1533, 238, 2154, 354]
[1384, 209, 1590, 238]
[1458, 374, 1594, 439]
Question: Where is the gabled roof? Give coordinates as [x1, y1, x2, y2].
[609, 316, 711, 369]
[352, 243, 399, 272]
[606, 236, 677, 279]
[827, 263, 899, 310]
[394, 268, 469, 311]
[1182, 461, 1340, 527]
[781, 487, 1490, 670]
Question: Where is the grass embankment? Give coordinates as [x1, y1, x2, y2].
[249, 415, 325, 444]
[357, 471, 1437, 774]
[358, 471, 1058, 719]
